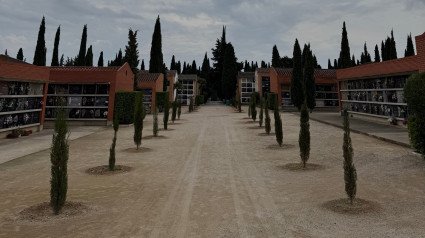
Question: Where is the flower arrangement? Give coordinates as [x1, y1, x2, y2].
[388, 116, 397, 125]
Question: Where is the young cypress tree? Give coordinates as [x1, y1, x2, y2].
[85, 45, 93, 66]
[76, 25, 87, 66]
[134, 95, 144, 150]
[16, 48, 24, 61]
[299, 101, 310, 168]
[238, 96, 242, 113]
[33, 16, 46, 66]
[274, 102, 283, 146]
[177, 101, 181, 119]
[189, 97, 194, 113]
[124, 29, 140, 89]
[98, 51, 104, 67]
[153, 107, 159, 137]
[339, 22, 352, 68]
[109, 112, 119, 171]
[51, 26, 60, 66]
[259, 99, 264, 127]
[171, 101, 177, 123]
[272, 45, 283, 67]
[374, 44, 381, 62]
[342, 109, 357, 204]
[50, 107, 69, 215]
[251, 94, 257, 121]
[163, 100, 169, 130]
[303, 45, 316, 111]
[221, 43, 238, 100]
[405, 33, 415, 57]
[290, 39, 304, 110]
[265, 105, 271, 134]
[248, 101, 251, 118]
[149, 16, 166, 90]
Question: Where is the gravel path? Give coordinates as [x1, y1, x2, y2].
[0, 105, 424, 238]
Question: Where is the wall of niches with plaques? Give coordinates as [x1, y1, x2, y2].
[340, 75, 410, 119]
[0, 81, 44, 130]
[45, 83, 110, 120]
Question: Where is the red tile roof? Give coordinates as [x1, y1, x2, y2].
[0, 58, 50, 82]
[50, 66, 122, 71]
[138, 70, 161, 82]
[256, 68, 270, 73]
[273, 68, 336, 78]
[337, 55, 420, 80]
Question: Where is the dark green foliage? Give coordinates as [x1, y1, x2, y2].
[134, 95, 144, 150]
[290, 39, 304, 110]
[153, 107, 159, 136]
[259, 99, 264, 127]
[265, 106, 271, 134]
[266, 92, 278, 110]
[339, 22, 352, 69]
[76, 25, 87, 66]
[177, 102, 181, 119]
[360, 43, 372, 64]
[123, 29, 140, 89]
[342, 110, 357, 204]
[221, 43, 238, 99]
[381, 30, 398, 61]
[4, 49, 7, 56]
[189, 97, 194, 113]
[328, 59, 332, 69]
[333, 59, 338, 69]
[109, 112, 119, 171]
[33, 16, 46, 66]
[163, 100, 169, 130]
[248, 101, 251, 118]
[405, 33, 415, 57]
[251, 94, 257, 121]
[299, 102, 310, 167]
[374, 44, 381, 62]
[390, 30, 397, 60]
[51, 26, 60, 66]
[272, 45, 283, 67]
[155, 92, 169, 112]
[60, 54, 64, 66]
[303, 45, 316, 111]
[274, 102, 283, 146]
[16, 48, 24, 61]
[114, 91, 141, 124]
[149, 16, 166, 90]
[50, 107, 69, 215]
[172, 101, 177, 123]
[85, 45, 93, 66]
[98, 51, 104, 67]
[170, 55, 176, 70]
[211, 26, 227, 98]
[404, 73, 425, 154]
[238, 96, 242, 113]
[195, 95, 204, 106]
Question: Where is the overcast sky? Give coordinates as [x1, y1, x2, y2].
[1, 0, 424, 69]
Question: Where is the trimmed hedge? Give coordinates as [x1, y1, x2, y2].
[155, 92, 169, 112]
[114, 91, 143, 124]
[266, 92, 278, 109]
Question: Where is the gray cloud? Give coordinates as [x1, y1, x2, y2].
[0, 0, 424, 68]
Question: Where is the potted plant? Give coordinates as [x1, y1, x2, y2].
[7, 128, 22, 139]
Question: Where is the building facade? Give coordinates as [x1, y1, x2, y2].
[137, 70, 164, 113]
[237, 72, 256, 104]
[176, 74, 199, 105]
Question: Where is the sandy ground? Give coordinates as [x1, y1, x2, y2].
[1, 105, 425, 238]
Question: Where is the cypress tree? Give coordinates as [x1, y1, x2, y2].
[303, 44, 316, 111]
[141, 59, 145, 70]
[171, 101, 177, 123]
[163, 100, 169, 129]
[261, 61, 267, 68]
[189, 97, 194, 112]
[333, 59, 338, 69]
[374, 44, 381, 62]
[153, 107, 159, 137]
[33, 16, 46, 66]
[85, 45, 93, 66]
[221, 43, 238, 99]
[342, 109, 357, 205]
[60, 54, 64, 66]
[299, 101, 310, 168]
[390, 30, 397, 60]
[109, 112, 119, 171]
[251, 94, 257, 121]
[170, 55, 176, 70]
[272, 45, 283, 67]
[259, 99, 264, 127]
[51, 26, 60, 66]
[50, 107, 69, 215]
[76, 25, 87, 66]
[16, 48, 24, 61]
[211, 26, 227, 98]
[124, 29, 140, 90]
[265, 105, 271, 134]
[116, 49, 123, 66]
[4, 49, 7, 56]
[149, 16, 166, 90]
[339, 22, 352, 68]
[327, 59, 332, 69]
[98, 51, 104, 67]
[290, 39, 304, 110]
[360, 43, 371, 64]
[134, 95, 144, 150]
[405, 33, 415, 57]
[238, 96, 242, 112]
[274, 101, 283, 147]
[177, 101, 181, 119]
[248, 101, 251, 118]
[351, 55, 356, 66]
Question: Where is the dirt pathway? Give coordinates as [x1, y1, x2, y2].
[1, 105, 425, 237]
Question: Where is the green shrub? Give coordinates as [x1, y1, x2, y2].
[265, 106, 271, 134]
[114, 91, 142, 124]
[155, 91, 169, 112]
[163, 100, 170, 130]
[299, 101, 310, 167]
[407, 114, 425, 155]
[267, 92, 278, 109]
[134, 95, 144, 150]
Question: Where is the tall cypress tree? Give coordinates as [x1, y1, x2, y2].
[51, 26, 60, 66]
[303, 45, 315, 111]
[4, 49, 7, 56]
[221, 43, 237, 99]
[339, 22, 351, 68]
[374, 44, 381, 62]
[98, 51, 104, 67]
[211, 26, 227, 98]
[360, 43, 371, 64]
[201, 52, 210, 79]
[76, 25, 87, 66]
[381, 40, 386, 61]
[170, 55, 176, 70]
[141, 59, 145, 70]
[405, 33, 415, 57]
[290, 39, 304, 110]
[60, 54, 64, 66]
[124, 29, 140, 90]
[390, 30, 397, 60]
[272, 45, 283, 67]
[327, 59, 333, 69]
[33, 16, 46, 66]
[149, 16, 166, 90]
[85, 45, 93, 66]
[333, 59, 338, 69]
[16, 48, 24, 61]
